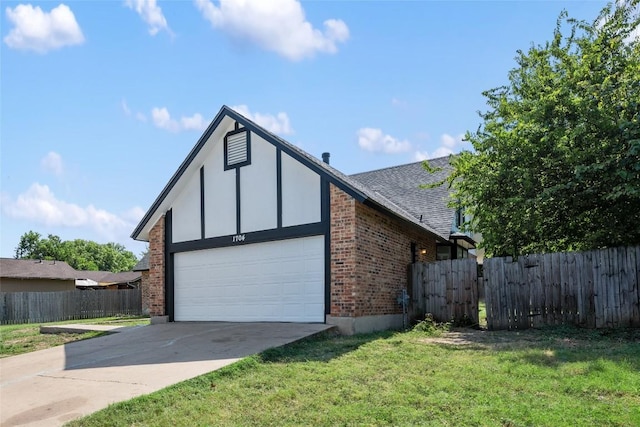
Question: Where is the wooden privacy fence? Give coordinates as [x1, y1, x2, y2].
[0, 289, 142, 324]
[484, 246, 640, 330]
[410, 259, 478, 325]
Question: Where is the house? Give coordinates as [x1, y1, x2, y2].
[131, 105, 476, 334]
[0, 258, 77, 292]
[75, 271, 142, 290]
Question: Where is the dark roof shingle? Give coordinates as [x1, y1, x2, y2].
[350, 157, 455, 240]
[0, 258, 78, 280]
[133, 253, 149, 271]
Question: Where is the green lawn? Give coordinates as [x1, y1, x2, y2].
[68, 325, 640, 427]
[0, 316, 150, 357]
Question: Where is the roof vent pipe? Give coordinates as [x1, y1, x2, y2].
[322, 152, 330, 164]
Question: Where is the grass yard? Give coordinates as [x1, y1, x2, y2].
[0, 316, 150, 357]
[68, 324, 640, 427]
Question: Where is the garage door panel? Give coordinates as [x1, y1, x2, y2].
[174, 236, 324, 322]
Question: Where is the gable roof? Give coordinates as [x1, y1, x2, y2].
[131, 105, 454, 243]
[0, 258, 78, 281]
[132, 253, 149, 271]
[350, 157, 455, 240]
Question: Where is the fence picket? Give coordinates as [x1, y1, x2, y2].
[0, 289, 142, 324]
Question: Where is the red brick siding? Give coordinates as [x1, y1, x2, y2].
[353, 201, 436, 317]
[140, 270, 150, 314]
[330, 185, 436, 318]
[148, 215, 166, 316]
[329, 186, 357, 317]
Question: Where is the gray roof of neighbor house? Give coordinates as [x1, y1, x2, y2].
[133, 253, 149, 271]
[132, 105, 456, 243]
[75, 270, 141, 284]
[0, 258, 78, 281]
[350, 157, 455, 241]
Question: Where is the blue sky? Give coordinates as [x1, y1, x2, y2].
[1, 0, 609, 259]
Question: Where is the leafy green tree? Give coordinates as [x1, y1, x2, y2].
[14, 231, 43, 259]
[13, 231, 138, 272]
[448, 1, 640, 257]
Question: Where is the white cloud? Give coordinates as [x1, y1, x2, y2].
[121, 99, 132, 116]
[230, 105, 293, 135]
[180, 113, 208, 131]
[1, 183, 144, 242]
[413, 133, 468, 160]
[125, 0, 171, 36]
[40, 152, 64, 177]
[3, 4, 84, 53]
[194, 0, 349, 61]
[122, 98, 149, 122]
[357, 128, 412, 154]
[151, 107, 209, 132]
[151, 107, 180, 132]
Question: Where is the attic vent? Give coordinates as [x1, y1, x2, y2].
[224, 128, 251, 170]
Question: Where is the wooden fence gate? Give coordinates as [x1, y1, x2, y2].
[484, 246, 640, 330]
[409, 259, 478, 325]
[409, 246, 640, 330]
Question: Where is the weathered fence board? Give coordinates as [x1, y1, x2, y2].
[0, 289, 142, 324]
[410, 259, 478, 324]
[484, 246, 640, 330]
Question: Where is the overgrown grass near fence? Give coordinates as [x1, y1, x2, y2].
[0, 289, 142, 324]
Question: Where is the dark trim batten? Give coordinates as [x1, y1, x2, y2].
[235, 168, 241, 235]
[321, 178, 331, 316]
[169, 222, 325, 254]
[200, 166, 205, 240]
[276, 148, 283, 229]
[164, 209, 174, 321]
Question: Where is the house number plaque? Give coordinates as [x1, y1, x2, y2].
[232, 234, 246, 243]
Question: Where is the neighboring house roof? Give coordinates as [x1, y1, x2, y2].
[75, 270, 141, 285]
[133, 253, 149, 271]
[0, 258, 78, 281]
[131, 105, 455, 243]
[350, 157, 455, 240]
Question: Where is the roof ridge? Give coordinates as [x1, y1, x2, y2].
[349, 155, 453, 177]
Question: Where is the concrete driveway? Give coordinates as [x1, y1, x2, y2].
[0, 322, 332, 426]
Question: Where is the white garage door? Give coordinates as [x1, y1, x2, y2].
[173, 235, 324, 322]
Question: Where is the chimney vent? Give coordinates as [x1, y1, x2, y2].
[322, 152, 330, 164]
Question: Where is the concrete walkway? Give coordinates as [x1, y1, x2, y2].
[0, 322, 333, 426]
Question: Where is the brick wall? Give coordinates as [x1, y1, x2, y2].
[330, 185, 437, 318]
[330, 185, 357, 317]
[140, 270, 150, 315]
[353, 201, 436, 317]
[148, 215, 165, 316]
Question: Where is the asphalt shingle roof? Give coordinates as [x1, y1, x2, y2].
[133, 253, 149, 271]
[0, 258, 78, 280]
[350, 157, 455, 240]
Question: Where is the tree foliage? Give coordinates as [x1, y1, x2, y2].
[14, 231, 138, 272]
[449, 1, 640, 257]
